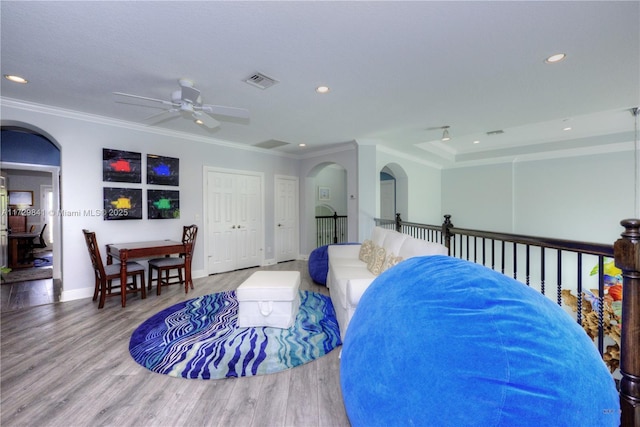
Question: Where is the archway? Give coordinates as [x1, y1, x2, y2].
[306, 162, 348, 249]
[1, 125, 62, 308]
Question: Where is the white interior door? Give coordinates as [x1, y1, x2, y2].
[235, 174, 262, 270]
[275, 176, 298, 262]
[208, 171, 236, 273]
[207, 169, 263, 274]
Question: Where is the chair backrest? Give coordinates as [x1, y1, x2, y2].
[182, 224, 198, 257]
[83, 229, 106, 278]
[35, 224, 47, 247]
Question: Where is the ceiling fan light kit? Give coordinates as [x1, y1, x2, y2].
[114, 78, 250, 130]
[442, 126, 451, 141]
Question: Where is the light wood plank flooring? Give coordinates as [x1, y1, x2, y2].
[0, 260, 350, 427]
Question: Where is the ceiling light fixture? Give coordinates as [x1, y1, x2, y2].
[299, 143, 306, 147]
[545, 53, 566, 64]
[315, 85, 330, 94]
[563, 126, 572, 131]
[194, 119, 204, 125]
[4, 74, 28, 84]
[441, 126, 451, 141]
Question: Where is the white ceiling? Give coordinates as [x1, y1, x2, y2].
[1, 1, 638, 166]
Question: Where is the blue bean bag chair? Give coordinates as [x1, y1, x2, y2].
[308, 245, 331, 285]
[341, 256, 620, 427]
[308, 243, 358, 286]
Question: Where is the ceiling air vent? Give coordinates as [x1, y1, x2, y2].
[254, 139, 290, 149]
[244, 72, 279, 90]
[486, 129, 504, 135]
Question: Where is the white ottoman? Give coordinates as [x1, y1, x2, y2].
[237, 271, 301, 329]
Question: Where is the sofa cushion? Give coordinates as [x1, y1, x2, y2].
[371, 227, 387, 246]
[331, 266, 376, 310]
[358, 240, 374, 263]
[380, 230, 407, 255]
[398, 236, 448, 259]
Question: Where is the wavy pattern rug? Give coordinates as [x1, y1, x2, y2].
[129, 290, 341, 379]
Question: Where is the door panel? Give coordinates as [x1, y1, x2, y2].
[275, 176, 298, 262]
[207, 170, 262, 274]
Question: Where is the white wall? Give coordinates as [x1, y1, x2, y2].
[442, 147, 636, 244]
[375, 149, 442, 225]
[315, 165, 347, 215]
[442, 163, 514, 231]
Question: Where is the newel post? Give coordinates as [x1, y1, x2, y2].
[614, 219, 640, 427]
[395, 213, 402, 233]
[442, 214, 453, 254]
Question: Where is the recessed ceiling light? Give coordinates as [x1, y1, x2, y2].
[545, 53, 566, 64]
[194, 119, 204, 125]
[473, 140, 480, 144]
[4, 74, 28, 84]
[563, 127, 572, 131]
[315, 85, 330, 94]
[299, 143, 306, 147]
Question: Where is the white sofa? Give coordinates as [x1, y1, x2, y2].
[327, 226, 448, 339]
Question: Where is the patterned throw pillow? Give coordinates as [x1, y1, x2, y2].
[359, 240, 374, 263]
[368, 246, 387, 276]
[383, 253, 404, 272]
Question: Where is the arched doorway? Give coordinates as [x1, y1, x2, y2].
[307, 162, 348, 248]
[380, 163, 408, 221]
[1, 126, 62, 310]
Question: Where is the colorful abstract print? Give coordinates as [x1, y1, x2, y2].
[129, 290, 341, 379]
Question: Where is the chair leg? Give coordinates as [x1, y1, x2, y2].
[140, 272, 146, 299]
[148, 267, 154, 291]
[93, 276, 99, 301]
[157, 268, 164, 296]
[98, 278, 107, 309]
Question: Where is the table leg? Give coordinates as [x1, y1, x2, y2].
[120, 250, 128, 307]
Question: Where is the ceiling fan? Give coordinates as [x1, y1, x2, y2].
[113, 78, 250, 129]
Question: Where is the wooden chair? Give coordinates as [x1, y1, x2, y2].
[147, 224, 198, 295]
[82, 229, 146, 308]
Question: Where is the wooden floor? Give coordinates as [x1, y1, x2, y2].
[0, 277, 61, 313]
[0, 260, 351, 427]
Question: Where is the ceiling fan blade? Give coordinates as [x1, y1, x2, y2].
[113, 92, 177, 107]
[200, 104, 250, 119]
[143, 109, 181, 125]
[192, 111, 220, 129]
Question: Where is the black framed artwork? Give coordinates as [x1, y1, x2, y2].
[147, 154, 179, 186]
[147, 189, 180, 219]
[103, 187, 143, 220]
[103, 149, 142, 183]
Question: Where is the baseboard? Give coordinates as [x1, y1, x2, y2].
[60, 286, 94, 302]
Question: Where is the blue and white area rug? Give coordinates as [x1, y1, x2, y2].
[129, 290, 341, 379]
